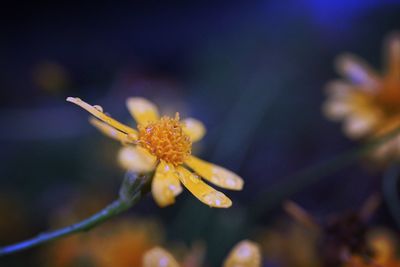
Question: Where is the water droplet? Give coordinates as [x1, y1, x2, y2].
[93, 105, 103, 112]
[202, 191, 229, 207]
[159, 257, 169, 267]
[236, 244, 251, 259]
[189, 174, 201, 184]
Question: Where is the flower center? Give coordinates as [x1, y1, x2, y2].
[137, 113, 192, 166]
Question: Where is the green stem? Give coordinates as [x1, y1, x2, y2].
[0, 172, 151, 256]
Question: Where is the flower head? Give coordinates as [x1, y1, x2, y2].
[323, 33, 400, 162]
[67, 97, 244, 208]
[142, 240, 261, 267]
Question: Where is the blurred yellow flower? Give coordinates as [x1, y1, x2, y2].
[44, 217, 163, 267]
[343, 228, 400, 267]
[67, 97, 243, 208]
[323, 33, 400, 162]
[143, 240, 261, 267]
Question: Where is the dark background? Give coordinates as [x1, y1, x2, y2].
[1, 1, 400, 266]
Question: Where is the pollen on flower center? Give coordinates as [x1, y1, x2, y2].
[137, 113, 192, 166]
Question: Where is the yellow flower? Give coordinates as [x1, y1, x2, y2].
[323, 33, 400, 162]
[142, 240, 261, 267]
[67, 97, 244, 208]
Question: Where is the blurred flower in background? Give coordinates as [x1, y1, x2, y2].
[0, 192, 29, 245]
[67, 97, 243, 208]
[143, 240, 261, 267]
[42, 191, 163, 267]
[258, 196, 400, 267]
[323, 33, 400, 164]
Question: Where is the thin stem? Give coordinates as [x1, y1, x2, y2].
[0, 172, 151, 256]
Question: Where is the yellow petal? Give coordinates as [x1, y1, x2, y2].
[185, 156, 243, 190]
[118, 146, 156, 173]
[143, 247, 180, 267]
[176, 166, 232, 208]
[66, 97, 137, 136]
[336, 54, 380, 90]
[223, 240, 262, 267]
[126, 97, 160, 126]
[90, 118, 136, 143]
[152, 161, 182, 207]
[182, 118, 206, 142]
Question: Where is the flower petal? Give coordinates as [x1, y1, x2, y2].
[185, 156, 243, 190]
[66, 97, 137, 136]
[152, 161, 182, 207]
[182, 118, 206, 142]
[223, 240, 262, 267]
[343, 113, 379, 139]
[143, 247, 180, 267]
[118, 146, 156, 173]
[385, 32, 400, 77]
[176, 166, 232, 208]
[126, 97, 160, 126]
[336, 54, 380, 90]
[90, 118, 135, 143]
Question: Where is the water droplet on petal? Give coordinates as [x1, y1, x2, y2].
[159, 257, 169, 267]
[202, 191, 230, 207]
[93, 105, 103, 112]
[189, 174, 201, 184]
[236, 244, 252, 259]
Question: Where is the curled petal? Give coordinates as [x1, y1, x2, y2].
[185, 156, 243, 190]
[152, 161, 182, 207]
[182, 118, 206, 142]
[336, 54, 380, 90]
[176, 166, 232, 208]
[118, 146, 156, 173]
[90, 118, 136, 143]
[126, 97, 160, 126]
[66, 97, 137, 135]
[143, 247, 180, 267]
[223, 240, 262, 267]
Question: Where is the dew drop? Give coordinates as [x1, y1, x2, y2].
[93, 105, 103, 112]
[236, 244, 251, 259]
[202, 191, 229, 207]
[159, 257, 169, 267]
[189, 174, 201, 184]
